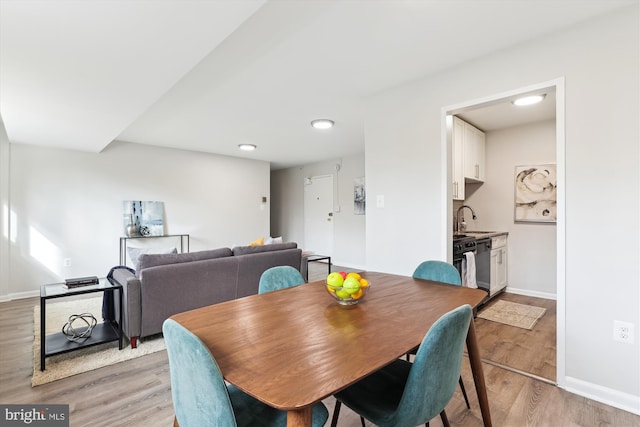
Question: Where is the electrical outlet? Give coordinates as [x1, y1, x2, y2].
[376, 195, 385, 208]
[613, 320, 635, 344]
[63, 258, 72, 267]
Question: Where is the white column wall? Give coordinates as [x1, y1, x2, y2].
[364, 6, 639, 411]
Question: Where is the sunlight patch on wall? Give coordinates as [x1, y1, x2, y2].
[2, 204, 7, 239]
[29, 226, 61, 275]
[3, 205, 17, 243]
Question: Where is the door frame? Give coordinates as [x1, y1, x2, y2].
[303, 174, 335, 256]
[441, 77, 566, 388]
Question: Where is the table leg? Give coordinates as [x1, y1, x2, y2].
[287, 407, 312, 427]
[40, 299, 46, 371]
[466, 319, 492, 427]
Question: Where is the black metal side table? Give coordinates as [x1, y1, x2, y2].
[303, 254, 332, 282]
[40, 278, 123, 371]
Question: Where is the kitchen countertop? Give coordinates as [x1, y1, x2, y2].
[454, 231, 508, 240]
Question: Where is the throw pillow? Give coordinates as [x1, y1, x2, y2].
[249, 237, 264, 246]
[264, 236, 283, 245]
[233, 242, 297, 256]
[127, 246, 177, 271]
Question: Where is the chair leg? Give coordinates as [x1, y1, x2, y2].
[440, 410, 450, 427]
[330, 400, 342, 427]
[360, 416, 366, 427]
[459, 376, 471, 409]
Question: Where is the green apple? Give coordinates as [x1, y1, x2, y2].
[326, 272, 344, 289]
[335, 289, 351, 299]
[342, 277, 361, 295]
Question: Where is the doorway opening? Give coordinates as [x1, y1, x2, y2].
[442, 78, 565, 387]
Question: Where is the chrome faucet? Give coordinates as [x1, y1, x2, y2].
[456, 205, 477, 233]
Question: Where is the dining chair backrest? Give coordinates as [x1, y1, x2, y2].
[258, 265, 305, 294]
[163, 318, 238, 427]
[392, 304, 472, 426]
[412, 260, 461, 286]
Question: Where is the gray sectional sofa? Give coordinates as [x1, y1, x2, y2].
[106, 242, 301, 348]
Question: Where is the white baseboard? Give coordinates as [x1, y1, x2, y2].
[331, 261, 367, 273]
[505, 286, 556, 300]
[563, 376, 640, 416]
[0, 289, 39, 302]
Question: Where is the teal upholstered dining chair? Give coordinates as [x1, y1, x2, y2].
[258, 265, 305, 294]
[410, 260, 471, 410]
[163, 319, 329, 427]
[330, 305, 473, 427]
[413, 260, 462, 286]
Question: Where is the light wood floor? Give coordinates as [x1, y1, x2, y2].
[474, 292, 557, 382]
[1, 265, 638, 426]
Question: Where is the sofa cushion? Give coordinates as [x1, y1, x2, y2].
[232, 242, 297, 256]
[137, 248, 233, 272]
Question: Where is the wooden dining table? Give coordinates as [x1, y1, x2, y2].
[170, 271, 492, 427]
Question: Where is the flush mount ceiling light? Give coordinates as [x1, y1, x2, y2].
[512, 94, 546, 106]
[311, 119, 334, 129]
[238, 144, 257, 151]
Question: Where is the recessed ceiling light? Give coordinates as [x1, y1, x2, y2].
[238, 144, 257, 151]
[512, 94, 546, 106]
[311, 119, 334, 129]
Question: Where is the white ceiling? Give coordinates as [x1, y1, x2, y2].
[0, 1, 634, 169]
[458, 91, 557, 132]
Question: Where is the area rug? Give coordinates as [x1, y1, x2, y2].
[477, 300, 546, 330]
[33, 297, 165, 386]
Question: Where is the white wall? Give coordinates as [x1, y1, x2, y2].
[466, 120, 557, 298]
[0, 136, 271, 299]
[364, 6, 639, 413]
[271, 152, 366, 269]
[0, 122, 10, 299]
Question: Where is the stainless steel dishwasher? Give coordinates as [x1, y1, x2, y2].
[475, 238, 491, 293]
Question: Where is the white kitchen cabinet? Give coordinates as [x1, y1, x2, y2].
[463, 121, 485, 182]
[452, 117, 485, 201]
[452, 117, 465, 200]
[490, 235, 508, 296]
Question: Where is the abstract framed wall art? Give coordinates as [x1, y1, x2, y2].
[514, 164, 557, 223]
[353, 177, 365, 215]
[123, 200, 165, 236]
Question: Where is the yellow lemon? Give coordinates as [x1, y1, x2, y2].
[326, 285, 336, 293]
[359, 278, 370, 288]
